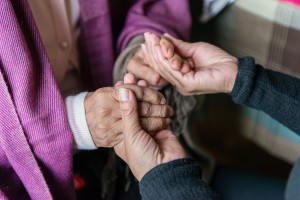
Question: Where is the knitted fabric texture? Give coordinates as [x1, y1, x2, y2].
[139, 158, 218, 200]
[231, 57, 300, 134]
[0, 0, 191, 199]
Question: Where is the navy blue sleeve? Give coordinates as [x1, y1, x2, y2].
[231, 57, 300, 135]
[139, 158, 218, 200]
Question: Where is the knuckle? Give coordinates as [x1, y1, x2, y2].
[154, 118, 164, 129]
[96, 123, 109, 134]
[160, 106, 168, 117]
[97, 107, 110, 116]
[141, 118, 151, 131]
[122, 104, 135, 116]
[153, 90, 162, 103]
[143, 102, 152, 117]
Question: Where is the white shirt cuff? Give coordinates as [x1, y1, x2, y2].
[65, 92, 97, 150]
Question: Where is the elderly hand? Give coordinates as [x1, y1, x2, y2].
[84, 84, 174, 148]
[126, 45, 168, 87]
[114, 88, 187, 181]
[143, 33, 238, 95]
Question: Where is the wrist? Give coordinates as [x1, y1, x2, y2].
[137, 149, 187, 181]
[65, 92, 97, 150]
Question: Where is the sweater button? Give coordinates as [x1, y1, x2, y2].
[59, 41, 69, 49]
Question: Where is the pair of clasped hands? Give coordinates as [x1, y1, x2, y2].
[84, 32, 238, 181]
[110, 32, 239, 181]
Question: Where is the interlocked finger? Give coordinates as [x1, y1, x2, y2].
[140, 117, 171, 132]
[138, 102, 174, 118]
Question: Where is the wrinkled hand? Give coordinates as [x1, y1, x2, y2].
[127, 45, 168, 87]
[114, 88, 187, 181]
[143, 33, 238, 95]
[84, 84, 174, 148]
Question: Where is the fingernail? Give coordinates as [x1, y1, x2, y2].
[160, 97, 166, 104]
[115, 81, 124, 86]
[119, 88, 129, 101]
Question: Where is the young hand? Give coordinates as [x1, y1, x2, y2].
[143, 33, 238, 95]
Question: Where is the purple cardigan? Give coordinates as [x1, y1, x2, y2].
[0, 0, 190, 199]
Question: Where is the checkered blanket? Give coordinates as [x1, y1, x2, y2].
[212, 0, 300, 163]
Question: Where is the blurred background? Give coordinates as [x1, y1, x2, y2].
[184, 0, 300, 199]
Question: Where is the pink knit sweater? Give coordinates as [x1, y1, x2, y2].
[0, 0, 190, 199]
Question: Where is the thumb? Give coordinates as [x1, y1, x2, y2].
[163, 33, 194, 58]
[118, 88, 141, 136]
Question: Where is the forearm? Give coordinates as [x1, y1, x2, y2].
[139, 158, 218, 200]
[231, 57, 300, 135]
[117, 0, 191, 52]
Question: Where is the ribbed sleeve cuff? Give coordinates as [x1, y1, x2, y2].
[65, 92, 97, 150]
[230, 57, 256, 104]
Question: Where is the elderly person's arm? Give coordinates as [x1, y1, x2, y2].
[114, 0, 191, 86]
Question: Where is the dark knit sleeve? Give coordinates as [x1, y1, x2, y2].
[139, 158, 218, 200]
[231, 57, 300, 135]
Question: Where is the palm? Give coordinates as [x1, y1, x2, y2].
[114, 128, 185, 180]
[176, 42, 237, 94]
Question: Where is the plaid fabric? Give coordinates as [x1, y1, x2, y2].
[212, 0, 300, 163]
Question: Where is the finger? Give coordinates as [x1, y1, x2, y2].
[138, 102, 174, 118]
[169, 54, 183, 71]
[187, 58, 195, 69]
[144, 32, 152, 45]
[127, 60, 160, 86]
[143, 41, 170, 87]
[137, 80, 148, 87]
[149, 38, 183, 84]
[163, 33, 194, 57]
[118, 88, 141, 135]
[115, 81, 124, 86]
[124, 73, 137, 84]
[147, 38, 169, 72]
[115, 85, 166, 105]
[142, 42, 163, 87]
[153, 45, 184, 87]
[149, 32, 160, 46]
[160, 36, 175, 59]
[181, 60, 191, 74]
[141, 44, 151, 65]
[140, 117, 171, 132]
